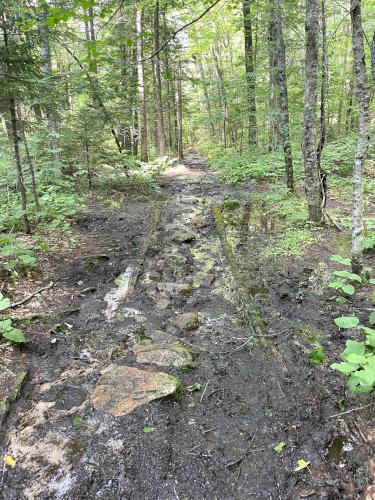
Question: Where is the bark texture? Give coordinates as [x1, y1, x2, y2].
[153, 0, 166, 156]
[242, 0, 257, 148]
[350, 0, 370, 274]
[136, 9, 148, 162]
[272, 0, 294, 192]
[303, 0, 322, 222]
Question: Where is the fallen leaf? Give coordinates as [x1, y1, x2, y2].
[3, 455, 16, 468]
[294, 459, 310, 472]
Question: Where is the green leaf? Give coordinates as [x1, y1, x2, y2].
[72, 416, 83, 428]
[18, 254, 36, 266]
[334, 316, 359, 329]
[330, 255, 351, 266]
[0, 293, 11, 311]
[346, 353, 369, 364]
[336, 296, 347, 304]
[143, 426, 154, 433]
[294, 459, 310, 472]
[334, 270, 350, 278]
[331, 362, 358, 374]
[186, 383, 203, 392]
[341, 340, 365, 358]
[342, 284, 355, 295]
[274, 441, 287, 453]
[308, 348, 326, 365]
[329, 280, 345, 289]
[348, 273, 362, 283]
[369, 279, 375, 285]
[369, 311, 375, 325]
[0, 319, 12, 332]
[2, 328, 26, 343]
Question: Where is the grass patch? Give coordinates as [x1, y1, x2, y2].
[263, 229, 315, 258]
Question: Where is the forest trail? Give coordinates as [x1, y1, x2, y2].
[1, 154, 373, 499]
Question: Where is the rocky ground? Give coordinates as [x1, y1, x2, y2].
[0, 153, 374, 499]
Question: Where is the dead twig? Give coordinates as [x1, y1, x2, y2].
[328, 402, 373, 419]
[353, 420, 369, 444]
[200, 378, 211, 403]
[225, 436, 256, 468]
[9, 281, 55, 309]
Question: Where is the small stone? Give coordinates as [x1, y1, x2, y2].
[155, 298, 171, 310]
[148, 330, 176, 343]
[157, 282, 192, 294]
[172, 312, 200, 331]
[192, 215, 208, 229]
[173, 231, 197, 243]
[91, 366, 181, 416]
[132, 343, 198, 369]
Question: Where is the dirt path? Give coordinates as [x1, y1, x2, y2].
[1, 153, 374, 499]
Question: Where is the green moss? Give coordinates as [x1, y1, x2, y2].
[222, 198, 241, 210]
[168, 376, 184, 401]
[263, 230, 315, 258]
[296, 324, 324, 346]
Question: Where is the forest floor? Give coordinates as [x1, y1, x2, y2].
[1, 152, 375, 499]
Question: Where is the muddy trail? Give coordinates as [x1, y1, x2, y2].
[1, 153, 374, 499]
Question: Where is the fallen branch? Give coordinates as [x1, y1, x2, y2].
[328, 402, 373, 419]
[9, 282, 55, 309]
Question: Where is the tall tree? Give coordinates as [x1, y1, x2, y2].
[271, 0, 294, 192]
[242, 0, 257, 148]
[350, 0, 371, 274]
[302, 0, 322, 222]
[153, 0, 166, 157]
[136, 8, 148, 162]
[38, 1, 60, 171]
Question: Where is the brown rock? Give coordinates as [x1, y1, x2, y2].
[91, 366, 180, 416]
[132, 343, 198, 369]
[172, 312, 200, 331]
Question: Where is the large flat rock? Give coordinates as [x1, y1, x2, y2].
[132, 343, 198, 369]
[91, 366, 181, 416]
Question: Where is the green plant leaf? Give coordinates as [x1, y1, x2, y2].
[72, 416, 83, 428]
[369, 311, 375, 326]
[331, 362, 358, 374]
[330, 255, 351, 266]
[2, 328, 26, 343]
[0, 293, 11, 311]
[143, 426, 154, 433]
[0, 319, 12, 332]
[348, 273, 362, 283]
[369, 279, 375, 285]
[342, 340, 365, 358]
[186, 383, 203, 392]
[274, 441, 287, 453]
[334, 270, 350, 278]
[336, 296, 347, 304]
[342, 284, 355, 295]
[334, 316, 359, 329]
[329, 280, 344, 289]
[294, 459, 310, 472]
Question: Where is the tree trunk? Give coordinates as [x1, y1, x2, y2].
[39, 1, 60, 171]
[303, 0, 322, 223]
[317, 0, 327, 170]
[136, 9, 148, 162]
[272, 0, 294, 192]
[212, 46, 228, 148]
[196, 57, 215, 138]
[350, 0, 371, 274]
[371, 30, 375, 86]
[17, 106, 40, 212]
[153, 0, 166, 157]
[267, 18, 278, 152]
[9, 99, 31, 234]
[242, 0, 257, 148]
[176, 57, 183, 159]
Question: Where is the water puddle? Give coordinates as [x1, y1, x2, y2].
[325, 435, 352, 464]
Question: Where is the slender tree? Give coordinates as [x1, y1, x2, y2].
[242, 0, 257, 148]
[136, 8, 148, 162]
[272, 0, 294, 192]
[350, 0, 371, 274]
[303, 0, 322, 222]
[153, 0, 166, 157]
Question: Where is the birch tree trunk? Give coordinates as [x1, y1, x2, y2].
[350, 0, 371, 274]
[39, 1, 60, 171]
[267, 18, 278, 152]
[136, 9, 148, 162]
[317, 0, 327, 170]
[176, 57, 183, 159]
[303, 0, 322, 222]
[242, 0, 257, 148]
[272, 0, 294, 192]
[153, 0, 166, 157]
